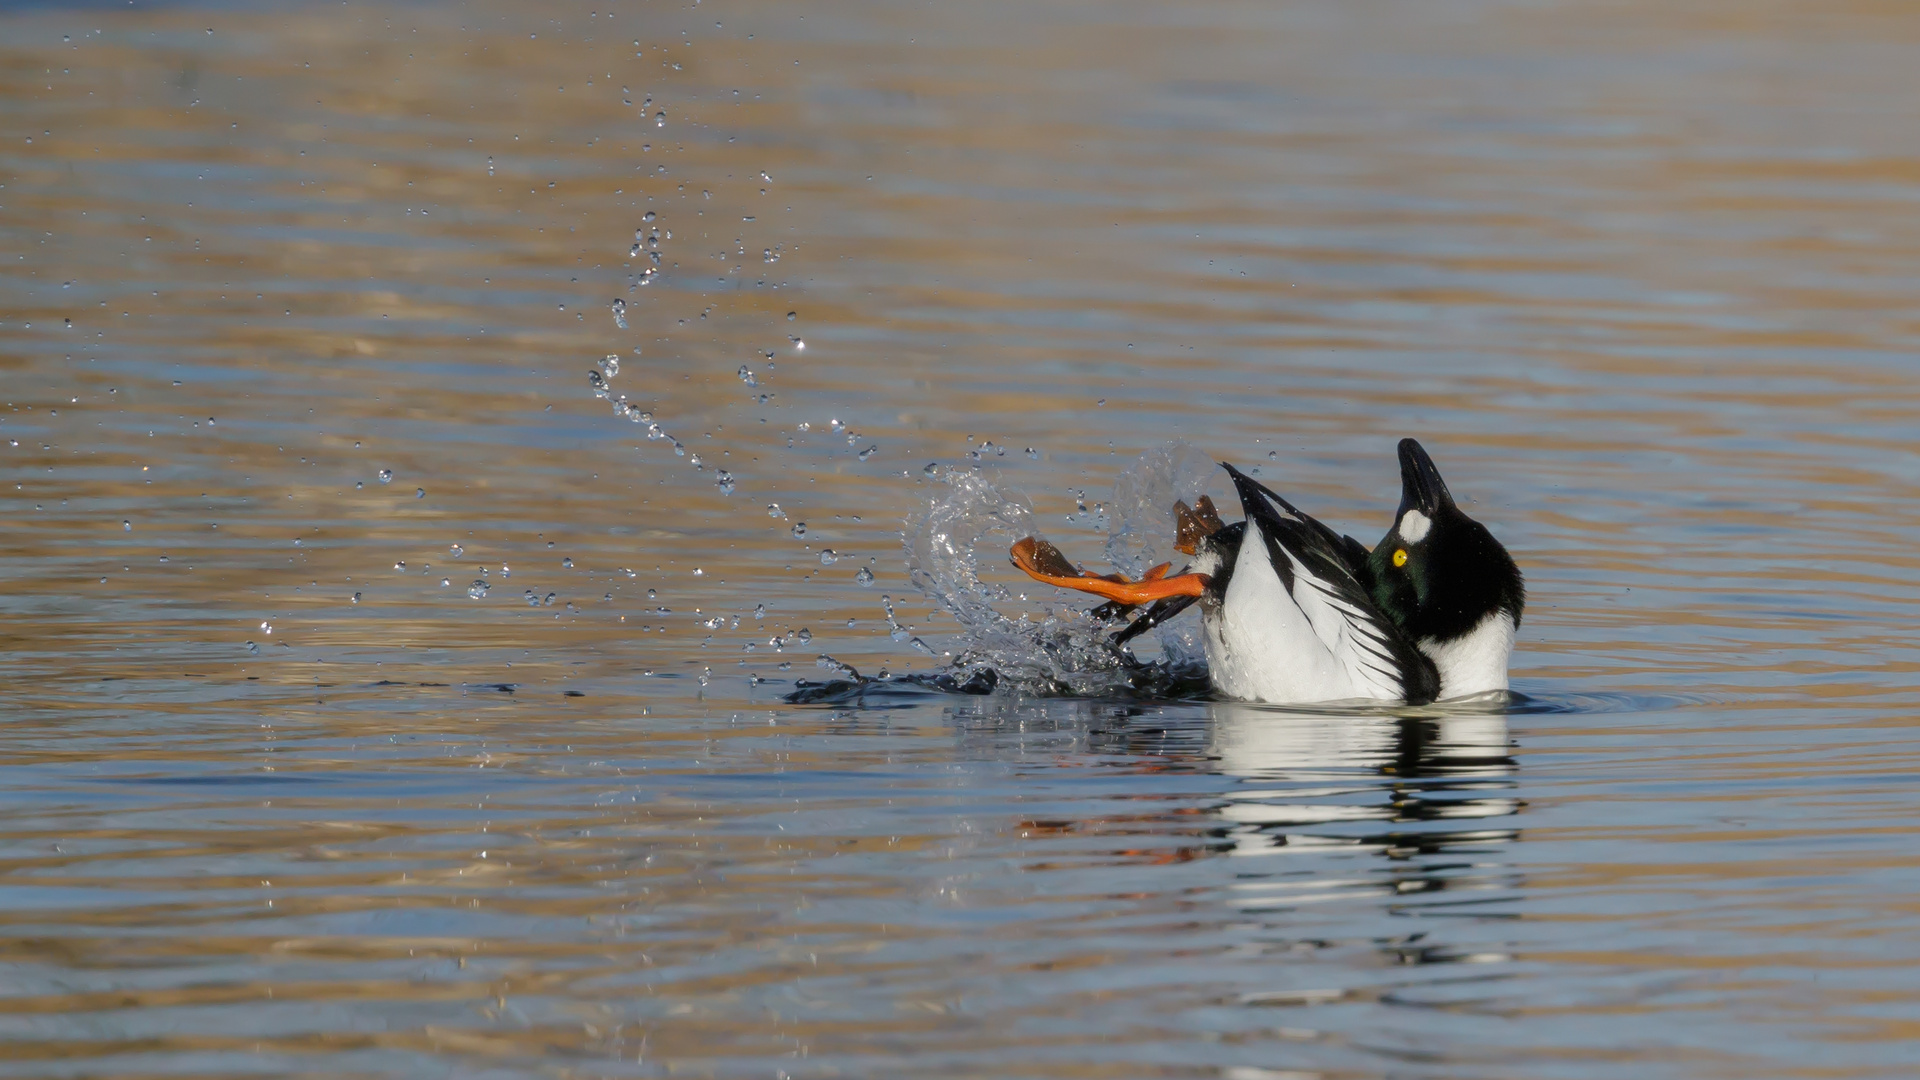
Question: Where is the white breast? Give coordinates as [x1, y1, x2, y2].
[1419, 611, 1516, 699]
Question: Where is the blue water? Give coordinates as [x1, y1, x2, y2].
[3, 0, 1920, 1076]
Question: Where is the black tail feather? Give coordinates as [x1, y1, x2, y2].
[1111, 593, 1200, 647]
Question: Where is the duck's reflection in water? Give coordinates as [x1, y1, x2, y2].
[1205, 702, 1520, 919]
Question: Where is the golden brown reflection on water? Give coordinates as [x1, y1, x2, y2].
[4, 0, 1920, 1075]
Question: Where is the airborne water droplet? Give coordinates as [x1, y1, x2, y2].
[819, 549, 839, 566]
[378, 468, 393, 484]
[467, 579, 489, 599]
[791, 522, 806, 538]
[855, 567, 874, 586]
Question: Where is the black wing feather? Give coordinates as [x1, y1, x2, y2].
[1111, 594, 1199, 647]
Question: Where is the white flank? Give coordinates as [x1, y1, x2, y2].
[1202, 522, 1404, 704]
[1398, 509, 1432, 543]
[1419, 611, 1516, 698]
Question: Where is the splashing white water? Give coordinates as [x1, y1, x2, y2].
[1101, 441, 1217, 670]
[901, 443, 1220, 696]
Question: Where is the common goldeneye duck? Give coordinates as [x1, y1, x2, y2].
[1008, 438, 1524, 705]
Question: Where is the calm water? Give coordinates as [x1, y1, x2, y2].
[4, 0, 1920, 1075]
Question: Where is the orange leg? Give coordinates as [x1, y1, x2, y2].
[1009, 537, 1209, 606]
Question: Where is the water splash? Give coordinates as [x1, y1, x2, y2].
[897, 444, 1217, 696]
[1100, 441, 1215, 668]
[903, 471, 1126, 694]
[629, 218, 667, 285]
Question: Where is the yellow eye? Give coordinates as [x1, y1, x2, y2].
[1392, 549, 1409, 568]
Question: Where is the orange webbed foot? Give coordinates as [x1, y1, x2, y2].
[1173, 495, 1225, 555]
[1009, 537, 1208, 606]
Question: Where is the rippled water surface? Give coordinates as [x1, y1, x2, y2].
[5, 0, 1920, 1076]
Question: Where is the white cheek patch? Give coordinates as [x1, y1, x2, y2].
[1398, 509, 1432, 544]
